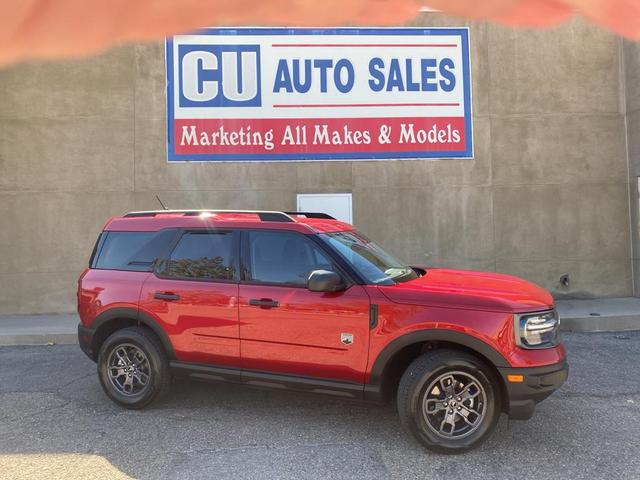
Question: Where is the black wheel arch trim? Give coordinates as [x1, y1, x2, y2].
[90, 307, 176, 360]
[368, 329, 511, 387]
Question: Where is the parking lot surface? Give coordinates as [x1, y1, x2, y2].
[1, 332, 639, 479]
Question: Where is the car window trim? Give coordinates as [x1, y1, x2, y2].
[89, 232, 107, 268]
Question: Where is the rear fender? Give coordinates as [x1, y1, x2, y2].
[90, 307, 176, 360]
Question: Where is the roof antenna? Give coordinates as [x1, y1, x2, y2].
[155, 195, 168, 210]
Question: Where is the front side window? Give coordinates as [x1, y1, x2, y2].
[94, 230, 177, 271]
[247, 231, 334, 285]
[320, 231, 418, 285]
[159, 231, 237, 281]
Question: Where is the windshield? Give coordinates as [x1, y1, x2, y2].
[320, 231, 419, 285]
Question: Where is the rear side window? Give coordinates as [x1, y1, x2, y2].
[158, 231, 238, 281]
[94, 230, 177, 272]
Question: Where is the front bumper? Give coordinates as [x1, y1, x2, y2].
[498, 360, 569, 420]
[77, 323, 97, 361]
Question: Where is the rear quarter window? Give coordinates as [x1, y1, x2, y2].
[94, 230, 178, 272]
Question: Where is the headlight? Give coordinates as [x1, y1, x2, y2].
[514, 310, 560, 349]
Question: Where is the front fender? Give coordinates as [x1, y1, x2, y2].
[365, 328, 510, 399]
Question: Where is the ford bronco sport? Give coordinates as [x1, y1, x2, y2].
[78, 210, 567, 453]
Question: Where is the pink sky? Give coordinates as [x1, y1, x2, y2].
[0, 0, 637, 65]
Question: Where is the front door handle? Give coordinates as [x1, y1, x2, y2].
[154, 291, 180, 301]
[249, 298, 279, 308]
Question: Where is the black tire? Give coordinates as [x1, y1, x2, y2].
[97, 326, 170, 409]
[397, 349, 501, 454]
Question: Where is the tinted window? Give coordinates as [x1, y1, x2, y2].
[248, 231, 333, 285]
[160, 232, 237, 280]
[320, 231, 418, 285]
[94, 230, 177, 271]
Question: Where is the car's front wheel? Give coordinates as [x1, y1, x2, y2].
[97, 327, 170, 409]
[397, 349, 501, 454]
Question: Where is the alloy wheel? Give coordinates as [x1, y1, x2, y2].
[422, 370, 487, 439]
[107, 343, 151, 396]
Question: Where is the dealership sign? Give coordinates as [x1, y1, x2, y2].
[166, 28, 472, 161]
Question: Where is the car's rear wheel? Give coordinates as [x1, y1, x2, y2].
[397, 349, 501, 454]
[97, 326, 170, 409]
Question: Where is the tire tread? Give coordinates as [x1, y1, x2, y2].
[97, 326, 170, 409]
[397, 348, 501, 454]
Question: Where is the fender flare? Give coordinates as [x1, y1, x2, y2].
[91, 307, 176, 359]
[368, 329, 510, 386]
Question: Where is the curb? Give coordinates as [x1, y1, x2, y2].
[559, 315, 640, 333]
[0, 313, 79, 347]
[0, 334, 78, 347]
[556, 297, 640, 333]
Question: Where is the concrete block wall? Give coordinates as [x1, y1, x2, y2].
[0, 47, 138, 314]
[0, 14, 633, 314]
[624, 40, 640, 296]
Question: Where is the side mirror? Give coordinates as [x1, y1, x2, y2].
[307, 270, 346, 293]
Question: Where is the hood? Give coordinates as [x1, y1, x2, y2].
[378, 268, 554, 313]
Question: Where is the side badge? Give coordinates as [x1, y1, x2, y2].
[341, 333, 354, 345]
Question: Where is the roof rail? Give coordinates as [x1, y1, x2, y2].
[123, 209, 295, 222]
[284, 211, 336, 220]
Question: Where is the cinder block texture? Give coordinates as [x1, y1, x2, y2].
[624, 40, 640, 296]
[491, 115, 627, 186]
[488, 19, 620, 115]
[353, 185, 495, 265]
[0, 46, 135, 120]
[493, 184, 632, 297]
[624, 41, 640, 115]
[0, 17, 634, 314]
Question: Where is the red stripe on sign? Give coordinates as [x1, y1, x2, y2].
[173, 117, 466, 156]
[272, 103, 460, 108]
[271, 44, 458, 47]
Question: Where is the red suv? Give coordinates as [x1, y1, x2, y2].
[77, 210, 567, 453]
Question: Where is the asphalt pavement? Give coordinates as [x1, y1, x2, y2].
[0, 331, 639, 479]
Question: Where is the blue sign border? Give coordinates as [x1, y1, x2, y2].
[166, 27, 473, 162]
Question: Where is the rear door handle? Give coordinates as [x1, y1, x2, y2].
[154, 292, 180, 301]
[249, 298, 279, 308]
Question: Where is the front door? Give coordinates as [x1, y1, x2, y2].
[139, 229, 241, 366]
[238, 230, 370, 384]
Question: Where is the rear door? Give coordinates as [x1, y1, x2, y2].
[238, 229, 371, 384]
[139, 229, 241, 366]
